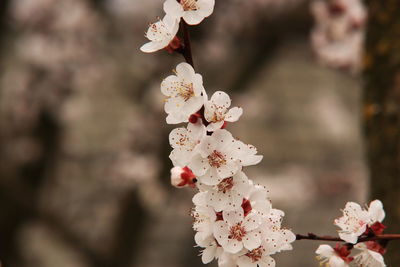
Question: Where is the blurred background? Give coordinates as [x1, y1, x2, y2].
[0, 0, 372, 266]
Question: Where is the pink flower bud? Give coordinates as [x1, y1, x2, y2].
[170, 166, 197, 188]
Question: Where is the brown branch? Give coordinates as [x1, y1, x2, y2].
[296, 233, 400, 243]
[180, 20, 194, 68]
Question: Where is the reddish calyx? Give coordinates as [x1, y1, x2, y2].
[241, 199, 252, 217]
[221, 121, 228, 129]
[178, 166, 197, 188]
[334, 243, 354, 263]
[165, 36, 182, 54]
[364, 222, 387, 236]
[189, 112, 202, 123]
[365, 241, 386, 255]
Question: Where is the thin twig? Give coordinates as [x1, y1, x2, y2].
[296, 233, 400, 243]
[180, 20, 194, 68]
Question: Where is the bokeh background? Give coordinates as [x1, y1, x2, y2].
[0, 0, 372, 266]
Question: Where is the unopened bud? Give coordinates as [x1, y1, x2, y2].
[170, 166, 197, 188]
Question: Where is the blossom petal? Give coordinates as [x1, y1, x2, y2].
[243, 214, 261, 231]
[224, 238, 243, 253]
[223, 209, 244, 225]
[225, 107, 243, 122]
[243, 231, 262, 250]
[163, 0, 184, 19]
[201, 245, 217, 264]
[188, 154, 208, 177]
[140, 41, 165, 53]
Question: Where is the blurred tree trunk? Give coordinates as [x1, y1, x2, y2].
[363, 1, 400, 265]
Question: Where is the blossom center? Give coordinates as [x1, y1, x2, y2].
[228, 223, 246, 241]
[245, 247, 263, 263]
[217, 178, 234, 193]
[147, 21, 170, 41]
[208, 150, 226, 168]
[178, 82, 195, 101]
[180, 0, 199, 11]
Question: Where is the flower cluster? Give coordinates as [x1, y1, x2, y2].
[310, 0, 367, 73]
[164, 61, 295, 267]
[316, 200, 387, 267]
[140, 0, 215, 53]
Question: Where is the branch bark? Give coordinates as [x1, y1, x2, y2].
[363, 0, 400, 265]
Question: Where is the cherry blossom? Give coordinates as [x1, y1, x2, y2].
[161, 62, 207, 124]
[315, 244, 353, 267]
[169, 121, 206, 166]
[192, 192, 217, 243]
[334, 200, 386, 244]
[163, 0, 215, 25]
[204, 91, 243, 131]
[237, 245, 276, 267]
[200, 171, 253, 212]
[214, 209, 262, 253]
[354, 242, 386, 267]
[247, 184, 272, 217]
[140, 15, 179, 53]
[188, 129, 263, 185]
[334, 202, 370, 244]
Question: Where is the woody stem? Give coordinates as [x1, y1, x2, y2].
[296, 233, 400, 242]
[180, 20, 194, 68]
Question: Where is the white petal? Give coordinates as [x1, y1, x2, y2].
[140, 41, 165, 53]
[224, 239, 243, 253]
[163, 0, 184, 19]
[202, 245, 217, 264]
[216, 160, 240, 179]
[338, 232, 359, 244]
[368, 200, 385, 223]
[176, 62, 196, 80]
[206, 121, 225, 132]
[213, 221, 230, 244]
[225, 107, 243, 122]
[259, 256, 275, 267]
[199, 167, 221, 186]
[237, 256, 256, 267]
[316, 244, 335, 257]
[211, 91, 231, 108]
[197, 136, 217, 158]
[223, 209, 244, 225]
[329, 256, 348, 267]
[243, 214, 261, 231]
[182, 10, 205, 25]
[197, 0, 215, 17]
[161, 75, 181, 97]
[188, 154, 208, 177]
[243, 231, 262, 250]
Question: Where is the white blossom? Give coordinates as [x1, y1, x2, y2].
[161, 62, 206, 124]
[335, 200, 386, 244]
[315, 244, 350, 267]
[204, 91, 243, 131]
[163, 0, 215, 25]
[334, 202, 370, 244]
[192, 192, 217, 243]
[140, 15, 179, 53]
[354, 243, 386, 267]
[214, 209, 262, 253]
[237, 245, 276, 267]
[200, 171, 252, 212]
[169, 121, 206, 166]
[188, 129, 262, 185]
